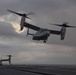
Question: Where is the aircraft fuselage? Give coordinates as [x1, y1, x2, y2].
[33, 29, 50, 42]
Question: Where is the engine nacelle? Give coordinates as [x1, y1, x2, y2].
[20, 16, 25, 31]
[60, 27, 66, 40]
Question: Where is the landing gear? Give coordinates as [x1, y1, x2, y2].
[44, 40, 46, 43]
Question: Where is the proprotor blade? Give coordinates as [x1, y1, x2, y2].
[50, 23, 76, 28]
[66, 25, 76, 28]
[7, 9, 23, 16]
[6, 55, 13, 57]
[26, 12, 35, 15]
[49, 23, 63, 27]
[26, 16, 31, 19]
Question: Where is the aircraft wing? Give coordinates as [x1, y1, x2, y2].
[50, 30, 61, 35]
[24, 22, 61, 35]
[24, 22, 40, 31]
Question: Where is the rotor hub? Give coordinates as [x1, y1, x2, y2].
[23, 13, 26, 17]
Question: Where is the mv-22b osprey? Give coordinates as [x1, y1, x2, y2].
[7, 10, 76, 43]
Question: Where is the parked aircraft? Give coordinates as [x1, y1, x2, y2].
[0, 55, 12, 65]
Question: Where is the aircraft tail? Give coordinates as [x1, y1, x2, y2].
[26, 28, 34, 36]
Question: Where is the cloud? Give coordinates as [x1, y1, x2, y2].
[15, 43, 76, 64]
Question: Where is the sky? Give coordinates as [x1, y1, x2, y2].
[0, 0, 76, 65]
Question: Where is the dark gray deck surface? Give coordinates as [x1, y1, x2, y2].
[0, 65, 76, 75]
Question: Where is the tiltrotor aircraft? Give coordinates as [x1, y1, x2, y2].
[7, 10, 76, 43]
